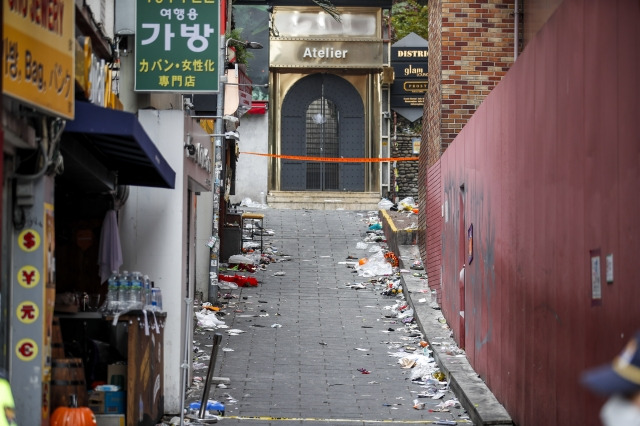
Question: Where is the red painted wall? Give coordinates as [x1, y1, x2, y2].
[428, 0, 640, 424]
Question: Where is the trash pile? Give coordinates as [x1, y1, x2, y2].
[347, 211, 467, 419]
[378, 196, 419, 215]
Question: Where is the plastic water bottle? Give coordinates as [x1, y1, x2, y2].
[151, 288, 162, 312]
[103, 271, 120, 313]
[117, 271, 130, 311]
[143, 275, 152, 310]
[129, 271, 143, 310]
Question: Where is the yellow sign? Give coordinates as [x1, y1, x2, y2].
[3, 0, 75, 119]
[17, 229, 41, 252]
[17, 265, 40, 289]
[16, 301, 39, 324]
[15, 338, 38, 361]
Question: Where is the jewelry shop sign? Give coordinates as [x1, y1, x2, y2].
[3, 0, 75, 119]
[135, 0, 220, 92]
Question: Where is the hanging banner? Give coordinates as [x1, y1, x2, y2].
[135, 0, 220, 92]
[2, 0, 75, 119]
[224, 66, 252, 116]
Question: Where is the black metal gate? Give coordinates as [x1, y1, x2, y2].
[281, 73, 364, 191]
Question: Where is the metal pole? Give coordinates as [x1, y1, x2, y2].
[208, 34, 226, 305]
[179, 297, 193, 425]
[198, 333, 223, 419]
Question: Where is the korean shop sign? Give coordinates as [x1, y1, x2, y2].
[2, 0, 75, 119]
[135, 0, 220, 92]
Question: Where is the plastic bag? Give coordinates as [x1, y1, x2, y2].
[378, 198, 394, 210]
[355, 250, 393, 277]
[398, 197, 416, 211]
[196, 310, 226, 328]
[228, 254, 257, 265]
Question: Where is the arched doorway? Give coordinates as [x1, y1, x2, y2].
[280, 73, 365, 191]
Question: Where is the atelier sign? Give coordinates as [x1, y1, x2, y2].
[271, 40, 382, 69]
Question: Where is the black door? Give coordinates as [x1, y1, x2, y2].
[281, 73, 365, 191]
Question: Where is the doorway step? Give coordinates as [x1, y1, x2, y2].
[267, 191, 381, 210]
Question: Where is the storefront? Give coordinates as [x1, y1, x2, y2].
[1, 4, 213, 423]
[268, 5, 391, 194]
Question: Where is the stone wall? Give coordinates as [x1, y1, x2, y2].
[391, 133, 420, 201]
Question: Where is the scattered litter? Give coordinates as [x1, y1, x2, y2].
[227, 329, 245, 336]
[354, 348, 369, 352]
[348, 283, 367, 290]
[399, 358, 417, 369]
[271, 323, 282, 328]
[413, 400, 426, 410]
[195, 310, 226, 329]
[273, 271, 286, 276]
[219, 273, 258, 287]
[410, 260, 424, 270]
[355, 250, 393, 277]
[357, 368, 371, 374]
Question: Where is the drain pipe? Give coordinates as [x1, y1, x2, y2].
[179, 296, 193, 425]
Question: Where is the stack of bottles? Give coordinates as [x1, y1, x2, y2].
[101, 270, 163, 314]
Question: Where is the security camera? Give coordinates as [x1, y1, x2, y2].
[382, 111, 391, 119]
[184, 144, 196, 156]
[183, 97, 194, 110]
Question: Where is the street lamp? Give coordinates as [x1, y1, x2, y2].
[225, 38, 263, 67]
[208, 35, 263, 305]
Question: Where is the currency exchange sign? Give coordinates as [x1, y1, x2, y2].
[135, 0, 220, 92]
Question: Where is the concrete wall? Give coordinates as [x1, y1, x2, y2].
[428, 1, 640, 424]
[230, 113, 269, 205]
[196, 191, 213, 301]
[120, 110, 188, 414]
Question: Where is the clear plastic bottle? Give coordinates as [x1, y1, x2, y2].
[129, 271, 143, 310]
[143, 275, 152, 310]
[103, 270, 120, 313]
[117, 271, 130, 311]
[151, 287, 162, 312]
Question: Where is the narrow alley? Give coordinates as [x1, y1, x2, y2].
[178, 208, 470, 425]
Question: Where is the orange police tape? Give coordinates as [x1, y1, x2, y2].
[240, 152, 419, 163]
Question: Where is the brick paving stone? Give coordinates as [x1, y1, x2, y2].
[181, 209, 470, 426]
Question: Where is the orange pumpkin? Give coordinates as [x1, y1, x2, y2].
[51, 406, 96, 426]
[51, 401, 97, 426]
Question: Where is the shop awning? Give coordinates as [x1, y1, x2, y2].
[63, 101, 176, 189]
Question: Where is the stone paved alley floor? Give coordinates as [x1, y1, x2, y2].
[171, 208, 471, 426]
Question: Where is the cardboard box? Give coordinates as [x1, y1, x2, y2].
[89, 391, 125, 414]
[95, 414, 125, 426]
[107, 363, 127, 387]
